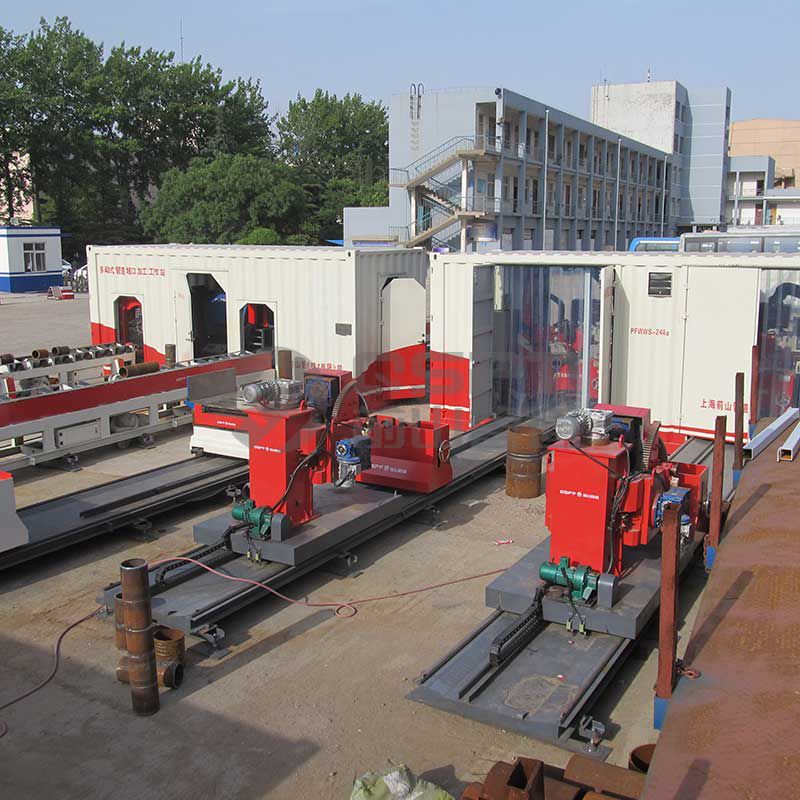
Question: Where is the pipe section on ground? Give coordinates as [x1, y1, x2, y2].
[119, 558, 159, 715]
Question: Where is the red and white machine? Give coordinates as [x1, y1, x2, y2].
[542, 405, 707, 581]
[191, 369, 453, 538]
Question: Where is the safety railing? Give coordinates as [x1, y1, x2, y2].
[389, 134, 500, 185]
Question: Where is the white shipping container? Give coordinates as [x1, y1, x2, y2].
[430, 250, 800, 443]
[87, 244, 428, 401]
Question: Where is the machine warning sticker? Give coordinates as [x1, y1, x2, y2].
[559, 489, 600, 501]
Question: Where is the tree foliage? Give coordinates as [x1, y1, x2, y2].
[142, 154, 305, 244]
[0, 18, 388, 254]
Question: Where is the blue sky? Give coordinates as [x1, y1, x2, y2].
[5, 0, 797, 121]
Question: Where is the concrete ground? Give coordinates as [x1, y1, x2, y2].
[0, 292, 91, 354]
[0, 295, 707, 799]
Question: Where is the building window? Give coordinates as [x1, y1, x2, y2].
[675, 101, 681, 120]
[487, 173, 495, 198]
[673, 134, 679, 153]
[23, 242, 46, 272]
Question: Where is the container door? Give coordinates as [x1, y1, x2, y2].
[597, 266, 615, 404]
[679, 267, 759, 439]
[379, 277, 426, 400]
[171, 270, 229, 361]
[609, 264, 688, 434]
[470, 265, 495, 425]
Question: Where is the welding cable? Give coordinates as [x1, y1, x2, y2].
[268, 413, 333, 515]
[148, 555, 509, 619]
[0, 606, 104, 735]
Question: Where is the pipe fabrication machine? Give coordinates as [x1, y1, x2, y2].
[411, 403, 709, 756]
[190, 368, 453, 562]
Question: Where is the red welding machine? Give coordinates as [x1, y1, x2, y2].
[544, 405, 707, 579]
[192, 369, 453, 532]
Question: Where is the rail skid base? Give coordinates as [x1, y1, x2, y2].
[99, 418, 526, 650]
[409, 531, 703, 759]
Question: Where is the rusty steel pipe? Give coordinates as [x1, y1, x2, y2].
[708, 414, 726, 553]
[164, 344, 176, 370]
[656, 504, 681, 701]
[114, 593, 129, 684]
[30, 347, 50, 360]
[154, 627, 186, 689]
[118, 361, 160, 379]
[563, 755, 646, 800]
[506, 425, 543, 498]
[749, 344, 760, 428]
[734, 371, 745, 472]
[50, 345, 71, 356]
[0, 353, 15, 365]
[119, 558, 159, 715]
[628, 743, 656, 774]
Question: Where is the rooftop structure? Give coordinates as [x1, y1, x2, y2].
[591, 80, 731, 231]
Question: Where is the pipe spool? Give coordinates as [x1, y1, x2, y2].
[505, 425, 543, 498]
[119, 558, 159, 716]
[164, 343, 176, 370]
[628, 743, 656, 774]
[277, 349, 293, 379]
[30, 348, 50, 360]
[118, 361, 160, 379]
[154, 627, 186, 689]
[50, 345, 71, 355]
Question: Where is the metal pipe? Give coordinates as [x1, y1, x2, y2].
[708, 414, 726, 555]
[50, 345, 71, 356]
[119, 558, 159, 716]
[655, 504, 680, 701]
[734, 371, 745, 472]
[506, 425, 543, 498]
[0, 353, 13, 365]
[164, 344, 176, 370]
[777, 421, 800, 462]
[30, 348, 50, 360]
[749, 344, 760, 430]
[613, 138, 620, 250]
[118, 361, 160, 379]
[660, 154, 668, 237]
[541, 109, 549, 249]
[744, 407, 800, 460]
[114, 593, 129, 684]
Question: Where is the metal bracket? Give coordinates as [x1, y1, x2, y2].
[578, 715, 606, 753]
[197, 625, 229, 658]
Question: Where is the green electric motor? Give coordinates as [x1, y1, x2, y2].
[231, 500, 273, 539]
[539, 556, 599, 603]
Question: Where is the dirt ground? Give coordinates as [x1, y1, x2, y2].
[0, 294, 706, 799]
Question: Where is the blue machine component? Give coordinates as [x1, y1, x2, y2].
[304, 375, 338, 415]
[654, 486, 691, 528]
[335, 435, 372, 466]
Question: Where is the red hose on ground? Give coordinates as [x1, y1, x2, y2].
[149, 555, 509, 618]
[0, 558, 511, 729]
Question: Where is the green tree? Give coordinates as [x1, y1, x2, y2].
[0, 27, 31, 219]
[22, 17, 104, 230]
[141, 153, 306, 244]
[277, 90, 388, 186]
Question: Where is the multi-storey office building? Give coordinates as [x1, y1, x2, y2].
[344, 86, 674, 253]
[591, 80, 731, 232]
[726, 156, 800, 226]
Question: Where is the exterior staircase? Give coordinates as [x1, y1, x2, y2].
[389, 135, 498, 250]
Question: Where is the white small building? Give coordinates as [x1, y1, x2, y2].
[0, 225, 63, 293]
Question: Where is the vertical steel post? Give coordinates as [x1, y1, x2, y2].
[749, 344, 760, 436]
[734, 371, 745, 473]
[655, 504, 680, 718]
[120, 558, 159, 716]
[706, 414, 727, 570]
